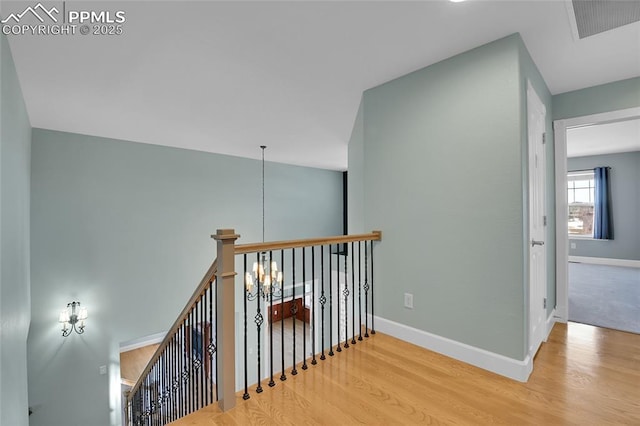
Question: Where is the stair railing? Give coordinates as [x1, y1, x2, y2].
[125, 229, 380, 425]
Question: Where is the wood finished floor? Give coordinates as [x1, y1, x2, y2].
[171, 322, 640, 425]
[272, 317, 312, 371]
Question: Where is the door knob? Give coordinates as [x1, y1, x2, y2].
[531, 240, 545, 247]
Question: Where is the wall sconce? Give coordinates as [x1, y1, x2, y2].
[59, 301, 87, 337]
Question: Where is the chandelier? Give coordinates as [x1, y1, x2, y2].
[244, 146, 283, 300]
[58, 301, 88, 337]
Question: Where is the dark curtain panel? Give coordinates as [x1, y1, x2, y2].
[593, 167, 612, 240]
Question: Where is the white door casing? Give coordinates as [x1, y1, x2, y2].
[527, 81, 547, 358]
[553, 107, 640, 322]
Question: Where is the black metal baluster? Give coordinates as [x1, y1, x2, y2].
[152, 363, 156, 424]
[160, 353, 165, 424]
[336, 244, 342, 353]
[150, 363, 154, 425]
[170, 335, 175, 422]
[150, 361, 154, 425]
[280, 249, 287, 381]
[186, 319, 190, 414]
[161, 357, 165, 422]
[159, 360, 162, 424]
[214, 277, 218, 401]
[177, 322, 186, 417]
[311, 245, 317, 365]
[195, 299, 200, 411]
[169, 348, 173, 420]
[156, 357, 161, 425]
[183, 321, 188, 417]
[358, 242, 363, 341]
[208, 280, 215, 404]
[329, 245, 334, 356]
[200, 293, 205, 408]
[154, 358, 158, 425]
[255, 252, 264, 393]
[364, 241, 369, 338]
[144, 374, 148, 424]
[161, 358, 164, 424]
[164, 354, 168, 423]
[157, 360, 161, 424]
[163, 352, 168, 424]
[131, 389, 137, 426]
[208, 284, 213, 406]
[320, 245, 326, 361]
[158, 360, 162, 424]
[243, 255, 250, 400]
[177, 330, 181, 418]
[202, 283, 211, 407]
[138, 385, 142, 426]
[154, 361, 159, 425]
[343, 244, 349, 349]
[177, 325, 182, 419]
[146, 377, 150, 426]
[165, 351, 170, 422]
[190, 309, 195, 414]
[161, 356, 166, 422]
[150, 368, 154, 424]
[351, 241, 356, 345]
[148, 372, 152, 424]
[268, 251, 276, 387]
[302, 247, 308, 369]
[370, 240, 376, 334]
[195, 301, 200, 412]
[205, 290, 208, 404]
[291, 248, 298, 375]
[142, 375, 146, 425]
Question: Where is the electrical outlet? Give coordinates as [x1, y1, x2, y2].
[404, 293, 413, 309]
[99, 365, 107, 375]
[570, 242, 576, 249]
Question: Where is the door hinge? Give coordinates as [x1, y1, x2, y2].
[542, 133, 546, 144]
[543, 215, 547, 226]
[543, 298, 547, 309]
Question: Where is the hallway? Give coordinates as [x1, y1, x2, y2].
[171, 322, 640, 425]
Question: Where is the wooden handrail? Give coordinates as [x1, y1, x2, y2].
[233, 230, 382, 254]
[128, 258, 218, 398]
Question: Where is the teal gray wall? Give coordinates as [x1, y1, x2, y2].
[0, 33, 31, 426]
[568, 151, 640, 260]
[350, 34, 552, 362]
[29, 129, 342, 426]
[553, 77, 640, 120]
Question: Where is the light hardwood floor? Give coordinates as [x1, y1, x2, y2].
[171, 322, 640, 425]
[271, 317, 312, 371]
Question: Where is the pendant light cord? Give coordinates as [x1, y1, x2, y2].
[260, 145, 266, 244]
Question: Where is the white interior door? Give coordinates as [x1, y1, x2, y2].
[527, 81, 547, 357]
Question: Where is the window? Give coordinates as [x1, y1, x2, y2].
[567, 170, 594, 237]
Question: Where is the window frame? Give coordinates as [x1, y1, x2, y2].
[567, 170, 595, 239]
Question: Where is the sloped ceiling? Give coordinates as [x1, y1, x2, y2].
[4, 1, 640, 170]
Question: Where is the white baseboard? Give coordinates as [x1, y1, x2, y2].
[569, 256, 640, 268]
[371, 315, 532, 382]
[119, 331, 166, 352]
[545, 309, 557, 342]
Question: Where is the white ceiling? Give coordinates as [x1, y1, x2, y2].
[4, 0, 640, 170]
[567, 118, 640, 158]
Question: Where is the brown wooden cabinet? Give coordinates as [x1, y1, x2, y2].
[269, 298, 310, 323]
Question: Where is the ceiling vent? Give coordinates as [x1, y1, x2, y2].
[572, 0, 640, 38]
